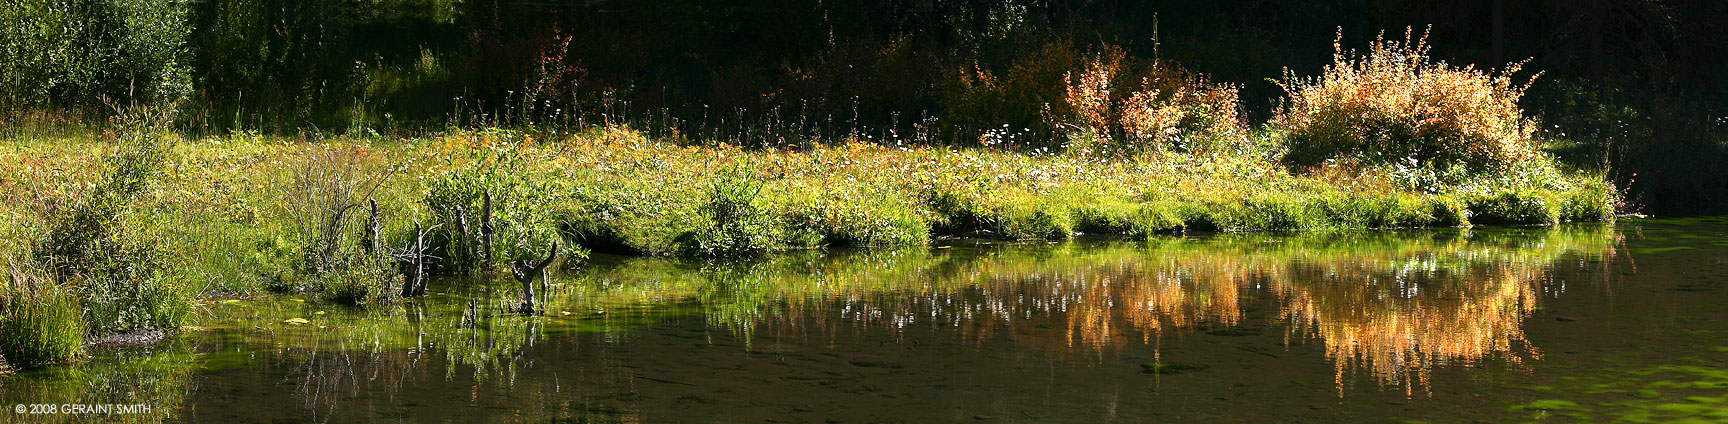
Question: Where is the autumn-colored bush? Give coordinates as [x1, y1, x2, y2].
[935, 41, 1080, 149]
[1057, 46, 1247, 155]
[1273, 29, 1543, 173]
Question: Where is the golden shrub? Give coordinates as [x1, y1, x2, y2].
[1058, 46, 1246, 155]
[1273, 28, 1543, 171]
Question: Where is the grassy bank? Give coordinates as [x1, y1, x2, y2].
[2, 125, 1613, 262]
[0, 35, 1618, 371]
[0, 125, 1612, 369]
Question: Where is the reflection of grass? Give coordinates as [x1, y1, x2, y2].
[0, 339, 196, 424]
[193, 277, 538, 383]
[168, 223, 1612, 396]
[1630, 246, 1694, 255]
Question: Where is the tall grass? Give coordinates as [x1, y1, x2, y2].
[0, 106, 194, 342]
[1, 259, 84, 368]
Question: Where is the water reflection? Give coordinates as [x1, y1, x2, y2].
[0, 225, 1621, 421]
[556, 227, 1613, 394]
[0, 339, 195, 423]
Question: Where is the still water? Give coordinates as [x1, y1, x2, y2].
[3, 218, 1726, 422]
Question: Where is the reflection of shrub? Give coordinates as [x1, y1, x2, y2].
[1273, 29, 1542, 173]
[1, 262, 85, 368]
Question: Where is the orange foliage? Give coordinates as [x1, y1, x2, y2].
[1059, 46, 1247, 155]
[1273, 28, 1542, 171]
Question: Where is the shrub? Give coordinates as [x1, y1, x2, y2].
[936, 41, 1079, 150]
[286, 147, 389, 275]
[425, 140, 572, 271]
[31, 109, 191, 334]
[1, 261, 85, 368]
[74, 239, 187, 333]
[1468, 191, 1560, 226]
[0, 0, 192, 111]
[679, 168, 784, 256]
[36, 113, 173, 278]
[1058, 46, 1248, 156]
[1273, 28, 1543, 174]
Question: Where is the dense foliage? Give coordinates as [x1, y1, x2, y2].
[1274, 31, 1541, 173]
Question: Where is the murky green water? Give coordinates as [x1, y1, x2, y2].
[4, 218, 1727, 423]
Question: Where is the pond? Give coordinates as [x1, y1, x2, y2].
[3, 218, 1727, 422]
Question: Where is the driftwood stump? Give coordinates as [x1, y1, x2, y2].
[510, 241, 557, 315]
[480, 191, 494, 270]
[364, 198, 380, 254]
[399, 222, 438, 297]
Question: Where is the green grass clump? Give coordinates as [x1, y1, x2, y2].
[773, 182, 928, 247]
[1, 262, 85, 368]
[1125, 202, 1190, 237]
[423, 136, 578, 271]
[925, 184, 1073, 240]
[314, 260, 399, 306]
[1072, 198, 1142, 235]
[679, 168, 786, 256]
[1558, 180, 1616, 222]
[1468, 191, 1560, 226]
[997, 193, 1076, 240]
